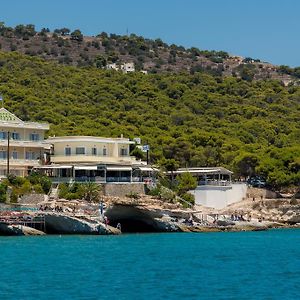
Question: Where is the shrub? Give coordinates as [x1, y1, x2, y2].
[0, 182, 7, 203]
[180, 192, 195, 205]
[159, 186, 176, 202]
[58, 183, 69, 199]
[176, 172, 197, 195]
[147, 187, 161, 196]
[18, 181, 32, 195]
[33, 183, 43, 194]
[28, 172, 52, 194]
[58, 182, 100, 201]
[6, 174, 26, 186]
[80, 182, 101, 202]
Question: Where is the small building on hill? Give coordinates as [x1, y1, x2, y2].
[0, 108, 49, 177]
[106, 62, 135, 73]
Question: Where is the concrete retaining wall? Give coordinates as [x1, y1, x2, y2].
[103, 183, 145, 197]
[190, 183, 247, 209]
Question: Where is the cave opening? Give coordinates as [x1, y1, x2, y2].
[105, 205, 160, 233]
[109, 218, 159, 233]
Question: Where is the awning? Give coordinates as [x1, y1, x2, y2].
[106, 166, 132, 171]
[166, 167, 233, 175]
[74, 166, 98, 170]
[137, 166, 155, 172]
[34, 165, 73, 169]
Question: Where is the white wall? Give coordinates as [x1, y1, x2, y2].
[190, 183, 247, 209]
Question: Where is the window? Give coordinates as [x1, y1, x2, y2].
[76, 147, 85, 155]
[103, 148, 107, 156]
[29, 133, 40, 141]
[0, 132, 7, 140]
[92, 147, 97, 155]
[120, 148, 128, 156]
[12, 151, 18, 159]
[0, 151, 7, 160]
[26, 152, 35, 160]
[65, 147, 71, 156]
[11, 132, 20, 140]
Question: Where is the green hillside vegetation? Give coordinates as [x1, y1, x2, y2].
[0, 51, 300, 189]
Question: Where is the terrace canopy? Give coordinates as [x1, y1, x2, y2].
[166, 167, 233, 185]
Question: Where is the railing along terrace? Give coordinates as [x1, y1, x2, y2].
[74, 176, 106, 183]
[199, 180, 231, 186]
[106, 176, 131, 183]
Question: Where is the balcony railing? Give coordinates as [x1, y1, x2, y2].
[50, 155, 137, 163]
[198, 180, 231, 187]
[0, 159, 40, 166]
[74, 176, 106, 183]
[0, 140, 48, 147]
[48, 176, 155, 184]
[106, 176, 131, 183]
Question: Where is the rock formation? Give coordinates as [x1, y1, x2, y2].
[44, 213, 120, 235]
[0, 223, 45, 236]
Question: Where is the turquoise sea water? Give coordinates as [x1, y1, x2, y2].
[0, 229, 299, 300]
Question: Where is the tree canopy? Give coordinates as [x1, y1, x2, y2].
[0, 51, 299, 189]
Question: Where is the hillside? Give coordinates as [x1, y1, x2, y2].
[0, 51, 300, 189]
[0, 22, 298, 84]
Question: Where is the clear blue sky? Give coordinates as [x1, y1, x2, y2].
[1, 0, 300, 66]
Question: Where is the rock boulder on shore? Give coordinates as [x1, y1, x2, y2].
[0, 223, 45, 236]
[44, 213, 120, 235]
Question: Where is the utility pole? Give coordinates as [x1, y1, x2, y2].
[6, 131, 10, 176]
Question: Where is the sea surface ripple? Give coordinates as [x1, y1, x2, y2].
[0, 229, 299, 300]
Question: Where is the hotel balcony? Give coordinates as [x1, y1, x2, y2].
[0, 140, 49, 148]
[0, 159, 41, 167]
[50, 154, 137, 164]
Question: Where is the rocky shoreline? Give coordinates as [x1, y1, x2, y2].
[0, 190, 299, 236]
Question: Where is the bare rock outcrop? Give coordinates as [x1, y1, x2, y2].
[105, 197, 194, 233]
[44, 213, 120, 235]
[0, 223, 45, 236]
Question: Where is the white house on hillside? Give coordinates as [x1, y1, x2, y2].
[106, 62, 135, 73]
[120, 62, 135, 73]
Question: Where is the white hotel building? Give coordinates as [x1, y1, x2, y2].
[0, 108, 155, 183]
[42, 136, 154, 183]
[0, 108, 49, 177]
